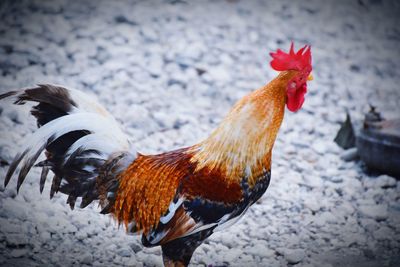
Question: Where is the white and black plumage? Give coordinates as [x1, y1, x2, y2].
[1, 84, 135, 210]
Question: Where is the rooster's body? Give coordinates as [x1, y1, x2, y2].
[1, 44, 312, 266]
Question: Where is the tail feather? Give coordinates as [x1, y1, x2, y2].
[64, 134, 121, 164]
[15, 85, 76, 112]
[4, 150, 28, 188]
[1, 84, 135, 210]
[0, 91, 17, 101]
[17, 142, 47, 192]
[67, 194, 78, 210]
[8, 112, 124, 188]
[50, 174, 62, 199]
[39, 166, 49, 193]
[80, 189, 99, 209]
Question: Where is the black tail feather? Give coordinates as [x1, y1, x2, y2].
[0, 91, 17, 100]
[14, 84, 76, 112]
[80, 189, 98, 209]
[40, 166, 49, 193]
[67, 194, 77, 210]
[50, 175, 62, 199]
[4, 150, 28, 188]
[17, 143, 47, 193]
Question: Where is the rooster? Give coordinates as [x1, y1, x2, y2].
[1, 43, 312, 266]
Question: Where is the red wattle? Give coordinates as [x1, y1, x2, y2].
[286, 84, 307, 112]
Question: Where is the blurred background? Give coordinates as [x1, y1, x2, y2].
[0, 0, 399, 266]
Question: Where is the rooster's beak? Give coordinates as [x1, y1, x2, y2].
[307, 74, 314, 81]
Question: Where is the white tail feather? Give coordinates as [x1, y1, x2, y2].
[20, 112, 130, 162]
[64, 133, 122, 162]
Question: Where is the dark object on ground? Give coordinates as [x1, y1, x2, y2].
[334, 112, 356, 149]
[356, 107, 400, 178]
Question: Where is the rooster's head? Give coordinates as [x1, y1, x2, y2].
[270, 43, 313, 112]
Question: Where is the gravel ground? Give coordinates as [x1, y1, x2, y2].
[0, 0, 400, 266]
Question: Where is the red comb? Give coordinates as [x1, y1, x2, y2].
[270, 42, 312, 72]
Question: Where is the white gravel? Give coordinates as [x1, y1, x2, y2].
[1, 0, 400, 266]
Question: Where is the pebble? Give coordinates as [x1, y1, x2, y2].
[128, 241, 143, 253]
[326, 175, 343, 183]
[302, 174, 324, 188]
[303, 197, 321, 212]
[313, 212, 337, 226]
[340, 147, 359, 162]
[117, 247, 132, 258]
[374, 175, 397, 188]
[80, 253, 93, 265]
[342, 233, 367, 246]
[279, 248, 306, 264]
[373, 226, 392, 241]
[10, 248, 28, 258]
[358, 205, 389, 221]
[312, 140, 327, 154]
[6, 234, 27, 246]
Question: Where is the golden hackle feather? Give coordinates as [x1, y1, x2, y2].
[190, 70, 298, 186]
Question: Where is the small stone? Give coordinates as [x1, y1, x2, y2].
[313, 212, 337, 226]
[322, 168, 343, 183]
[4, 188, 17, 198]
[10, 248, 28, 258]
[6, 234, 27, 246]
[75, 230, 89, 241]
[373, 226, 392, 240]
[140, 26, 159, 42]
[282, 248, 306, 264]
[342, 232, 367, 246]
[375, 175, 397, 188]
[40, 231, 51, 242]
[363, 248, 375, 259]
[249, 241, 275, 258]
[340, 201, 355, 215]
[340, 147, 359, 161]
[106, 243, 118, 251]
[117, 248, 132, 258]
[302, 175, 323, 188]
[209, 66, 231, 83]
[222, 248, 242, 262]
[128, 241, 142, 253]
[327, 176, 343, 183]
[303, 198, 321, 212]
[80, 253, 93, 265]
[359, 218, 378, 232]
[312, 140, 326, 154]
[359, 204, 388, 221]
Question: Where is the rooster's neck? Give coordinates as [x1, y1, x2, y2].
[190, 71, 297, 186]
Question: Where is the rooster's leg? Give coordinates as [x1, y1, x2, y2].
[161, 228, 214, 267]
